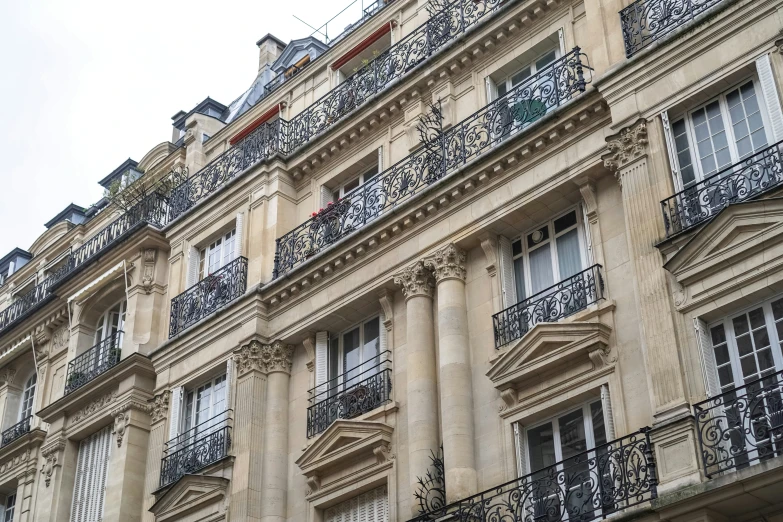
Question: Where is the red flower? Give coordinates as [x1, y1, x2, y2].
[311, 212, 317, 217]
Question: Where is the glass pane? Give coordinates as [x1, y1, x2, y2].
[553, 211, 577, 234]
[510, 67, 532, 88]
[512, 239, 522, 257]
[733, 315, 750, 336]
[556, 229, 581, 280]
[558, 409, 588, 460]
[529, 244, 554, 294]
[527, 422, 556, 473]
[535, 50, 558, 70]
[363, 317, 381, 374]
[343, 327, 362, 385]
[527, 225, 550, 249]
[513, 257, 526, 302]
[673, 118, 695, 186]
[590, 402, 607, 446]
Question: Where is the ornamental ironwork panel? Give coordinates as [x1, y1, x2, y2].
[159, 410, 232, 488]
[1, 416, 31, 447]
[414, 446, 446, 517]
[492, 264, 604, 349]
[169, 257, 248, 338]
[661, 140, 783, 237]
[620, 0, 724, 58]
[274, 48, 591, 277]
[694, 369, 783, 477]
[65, 331, 123, 395]
[307, 352, 392, 438]
[410, 429, 657, 522]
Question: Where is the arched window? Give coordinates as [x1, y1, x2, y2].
[19, 374, 35, 421]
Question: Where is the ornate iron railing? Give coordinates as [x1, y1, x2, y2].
[414, 446, 446, 516]
[169, 257, 248, 338]
[160, 410, 232, 488]
[307, 352, 392, 438]
[492, 264, 604, 349]
[620, 0, 724, 58]
[1, 416, 31, 447]
[694, 369, 783, 477]
[65, 331, 123, 395]
[274, 48, 591, 277]
[661, 139, 783, 236]
[410, 429, 657, 522]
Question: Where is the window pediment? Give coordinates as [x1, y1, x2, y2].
[149, 475, 229, 521]
[486, 322, 613, 394]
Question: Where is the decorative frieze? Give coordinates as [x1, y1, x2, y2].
[233, 340, 295, 376]
[602, 119, 649, 178]
[393, 261, 435, 300]
[51, 325, 70, 356]
[148, 390, 170, 424]
[70, 389, 118, 425]
[424, 243, 467, 283]
[0, 448, 31, 477]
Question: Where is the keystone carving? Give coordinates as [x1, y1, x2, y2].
[234, 340, 295, 376]
[602, 119, 648, 178]
[424, 243, 467, 283]
[148, 390, 170, 424]
[393, 261, 435, 300]
[113, 410, 131, 448]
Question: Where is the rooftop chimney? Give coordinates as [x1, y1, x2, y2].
[256, 34, 287, 73]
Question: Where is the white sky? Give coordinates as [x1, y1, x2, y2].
[0, 0, 369, 256]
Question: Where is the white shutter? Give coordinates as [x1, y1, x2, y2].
[694, 318, 721, 397]
[661, 111, 684, 191]
[186, 246, 200, 287]
[485, 76, 497, 103]
[498, 236, 517, 309]
[757, 54, 783, 141]
[377, 146, 384, 173]
[70, 425, 111, 522]
[319, 186, 333, 208]
[234, 212, 245, 259]
[557, 28, 566, 56]
[226, 359, 235, 412]
[169, 387, 183, 442]
[315, 332, 329, 397]
[378, 312, 388, 354]
[600, 384, 616, 441]
[580, 202, 594, 266]
[326, 486, 388, 522]
[513, 422, 528, 476]
[95, 426, 111, 521]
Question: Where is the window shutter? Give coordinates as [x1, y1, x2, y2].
[234, 213, 245, 259]
[226, 359, 235, 411]
[485, 76, 497, 103]
[377, 146, 384, 173]
[600, 384, 616, 441]
[319, 186, 333, 209]
[169, 387, 183, 442]
[498, 236, 517, 309]
[757, 54, 783, 142]
[186, 246, 200, 287]
[580, 203, 594, 266]
[95, 426, 111, 521]
[315, 332, 329, 396]
[660, 111, 684, 191]
[326, 486, 388, 522]
[70, 425, 112, 522]
[513, 422, 528, 476]
[694, 318, 721, 397]
[378, 312, 388, 354]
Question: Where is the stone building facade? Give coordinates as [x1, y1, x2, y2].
[0, 0, 781, 520]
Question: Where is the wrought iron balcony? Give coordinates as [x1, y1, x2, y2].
[410, 429, 657, 522]
[694, 369, 783, 477]
[492, 264, 604, 349]
[620, 0, 724, 58]
[307, 352, 392, 438]
[1, 416, 31, 447]
[159, 410, 232, 488]
[64, 331, 123, 395]
[274, 48, 591, 277]
[169, 257, 248, 338]
[661, 140, 783, 237]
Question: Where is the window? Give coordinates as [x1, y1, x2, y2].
[331, 165, 381, 202]
[179, 374, 228, 449]
[670, 79, 771, 190]
[324, 485, 388, 522]
[202, 133, 211, 144]
[3, 494, 14, 522]
[492, 49, 559, 101]
[199, 229, 236, 279]
[95, 300, 126, 348]
[19, 374, 35, 422]
[70, 425, 112, 522]
[510, 208, 586, 301]
[328, 316, 381, 388]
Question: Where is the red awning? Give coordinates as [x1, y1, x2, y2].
[331, 21, 396, 71]
[229, 104, 282, 145]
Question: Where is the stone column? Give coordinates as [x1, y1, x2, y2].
[142, 391, 169, 522]
[394, 261, 439, 516]
[424, 244, 477, 503]
[15, 468, 38, 522]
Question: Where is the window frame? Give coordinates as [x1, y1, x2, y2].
[19, 373, 36, 422]
[180, 373, 228, 436]
[492, 47, 561, 102]
[332, 163, 381, 202]
[198, 228, 236, 279]
[3, 493, 14, 522]
[327, 315, 382, 387]
[94, 299, 126, 345]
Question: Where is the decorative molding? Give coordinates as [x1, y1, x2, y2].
[148, 391, 170, 424]
[70, 389, 118, 425]
[233, 340, 295, 376]
[393, 261, 434, 300]
[111, 399, 148, 447]
[0, 449, 31, 477]
[141, 248, 157, 294]
[575, 178, 598, 219]
[41, 441, 66, 487]
[602, 119, 648, 178]
[423, 243, 467, 283]
[478, 233, 498, 277]
[588, 346, 617, 368]
[305, 474, 321, 495]
[499, 388, 517, 411]
[373, 441, 395, 464]
[378, 289, 394, 332]
[51, 325, 69, 356]
[303, 335, 316, 373]
[0, 368, 17, 387]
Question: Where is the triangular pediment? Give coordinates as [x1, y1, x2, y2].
[149, 474, 229, 521]
[486, 321, 613, 391]
[296, 419, 393, 475]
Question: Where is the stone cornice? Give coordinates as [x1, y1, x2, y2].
[233, 339, 294, 376]
[602, 119, 648, 177]
[423, 243, 467, 283]
[393, 261, 435, 300]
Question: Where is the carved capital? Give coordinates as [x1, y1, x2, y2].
[234, 340, 295, 376]
[148, 390, 170, 424]
[393, 261, 435, 300]
[602, 119, 648, 177]
[424, 243, 467, 283]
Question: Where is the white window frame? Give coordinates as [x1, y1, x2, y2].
[94, 299, 126, 350]
[199, 229, 236, 279]
[19, 373, 36, 422]
[181, 373, 228, 438]
[332, 163, 381, 202]
[490, 47, 561, 102]
[328, 315, 382, 387]
[3, 493, 14, 522]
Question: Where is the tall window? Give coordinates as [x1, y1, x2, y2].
[95, 300, 126, 346]
[19, 374, 36, 421]
[179, 374, 228, 448]
[3, 494, 14, 522]
[70, 425, 112, 522]
[324, 485, 388, 522]
[199, 230, 236, 278]
[511, 208, 586, 301]
[331, 165, 380, 202]
[670, 79, 770, 190]
[328, 316, 381, 389]
[492, 49, 559, 101]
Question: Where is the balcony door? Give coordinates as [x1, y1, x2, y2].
[329, 316, 381, 392]
[19, 374, 35, 422]
[199, 229, 236, 279]
[94, 300, 125, 366]
[181, 374, 227, 449]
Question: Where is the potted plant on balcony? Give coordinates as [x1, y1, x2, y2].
[67, 371, 85, 390]
[107, 346, 122, 363]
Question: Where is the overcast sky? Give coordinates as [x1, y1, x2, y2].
[0, 0, 367, 256]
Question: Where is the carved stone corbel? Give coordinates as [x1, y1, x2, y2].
[140, 248, 157, 294]
[574, 178, 598, 220]
[373, 441, 395, 464]
[303, 335, 316, 373]
[498, 388, 517, 411]
[41, 440, 66, 487]
[378, 289, 394, 332]
[0, 367, 17, 387]
[305, 473, 321, 495]
[588, 346, 617, 368]
[478, 233, 498, 277]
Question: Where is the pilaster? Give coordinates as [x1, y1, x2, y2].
[142, 391, 169, 522]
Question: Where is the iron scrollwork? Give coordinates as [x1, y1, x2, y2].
[65, 331, 124, 395]
[1, 415, 32, 447]
[413, 446, 446, 518]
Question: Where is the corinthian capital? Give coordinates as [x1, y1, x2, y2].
[602, 118, 648, 174]
[424, 243, 466, 283]
[234, 339, 295, 376]
[393, 261, 435, 300]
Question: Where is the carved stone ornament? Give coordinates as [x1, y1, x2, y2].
[70, 390, 118, 425]
[41, 441, 66, 487]
[602, 119, 648, 176]
[588, 345, 617, 368]
[393, 261, 435, 300]
[305, 474, 321, 496]
[0, 368, 17, 387]
[141, 248, 157, 294]
[373, 441, 395, 464]
[148, 390, 170, 424]
[424, 243, 467, 283]
[233, 340, 295, 376]
[113, 410, 131, 448]
[478, 233, 498, 276]
[52, 326, 70, 354]
[0, 448, 31, 476]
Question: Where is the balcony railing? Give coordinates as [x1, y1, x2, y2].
[0, 192, 169, 338]
[492, 264, 604, 349]
[169, 257, 248, 338]
[1, 416, 31, 447]
[661, 140, 783, 237]
[620, 0, 724, 58]
[159, 410, 232, 488]
[410, 429, 657, 522]
[166, 0, 516, 223]
[694, 369, 783, 477]
[65, 331, 123, 395]
[307, 352, 392, 438]
[274, 48, 591, 277]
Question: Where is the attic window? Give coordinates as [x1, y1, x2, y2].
[285, 55, 311, 78]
